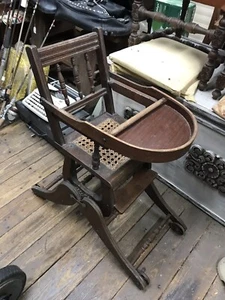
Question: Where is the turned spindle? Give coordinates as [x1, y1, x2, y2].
[56, 63, 70, 106]
[71, 57, 83, 99]
[84, 53, 95, 93]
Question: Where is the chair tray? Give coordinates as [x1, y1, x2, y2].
[112, 98, 197, 163]
[117, 104, 191, 150]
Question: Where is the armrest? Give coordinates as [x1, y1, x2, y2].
[41, 94, 197, 163]
[109, 72, 177, 106]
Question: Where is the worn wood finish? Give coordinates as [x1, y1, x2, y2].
[0, 147, 62, 208]
[0, 121, 41, 163]
[1, 122, 225, 299]
[113, 194, 213, 300]
[160, 221, 225, 300]
[204, 277, 225, 299]
[25, 28, 200, 290]
[65, 189, 186, 300]
[27, 28, 197, 163]
[111, 98, 166, 136]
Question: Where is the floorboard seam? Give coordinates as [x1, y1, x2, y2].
[202, 274, 218, 300]
[157, 219, 213, 300]
[22, 208, 92, 294]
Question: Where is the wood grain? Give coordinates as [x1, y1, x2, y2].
[113, 200, 212, 300]
[204, 276, 225, 300]
[0, 189, 44, 238]
[0, 149, 63, 208]
[0, 139, 54, 184]
[0, 121, 41, 163]
[0, 201, 73, 268]
[65, 188, 185, 300]
[160, 220, 225, 300]
[22, 193, 155, 299]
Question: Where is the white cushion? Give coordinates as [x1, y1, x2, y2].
[109, 38, 208, 99]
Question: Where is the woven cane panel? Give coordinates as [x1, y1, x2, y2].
[74, 118, 128, 170]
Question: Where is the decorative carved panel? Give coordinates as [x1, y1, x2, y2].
[184, 144, 225, 195]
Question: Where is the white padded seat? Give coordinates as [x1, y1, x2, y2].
[109, 38, 208, 100]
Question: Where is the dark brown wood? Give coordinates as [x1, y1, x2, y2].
[38, 32, 100, 67]
[84, 53, 95, 93]
[96, 27, 115, 114]
[203, 8, 221, 44]
[199, 8, 225, 95]
[111, 98, 166, 136]
[92, 142, 100, 170]
[71, 57, 83, 99]
[32, 181, 78, 205]
[115, 168, 157, 213]
[26, 46, 64, 145]
[64, 88, 107, 113]
[139, 6, 213, 37]
[27, 28, 198, 291]
[56, 63, 70, 106]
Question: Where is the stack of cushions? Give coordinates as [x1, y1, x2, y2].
[109, 37, 208, 101]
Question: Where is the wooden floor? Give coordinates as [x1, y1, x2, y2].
[1, 120, 225, 300]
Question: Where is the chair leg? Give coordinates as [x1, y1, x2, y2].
[32, 180, 81, 205]
[145, 182, 187, 233]
[80, 197, 150, 290]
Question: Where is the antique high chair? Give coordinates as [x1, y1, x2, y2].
[26, 28, 197, 290]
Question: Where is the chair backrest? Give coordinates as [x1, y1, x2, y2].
[26, 28, 115, 145]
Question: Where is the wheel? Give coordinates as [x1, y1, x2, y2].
[138, 268, 150, 286]
[169, 222, 186, 235]
[0, 265, 26, 300]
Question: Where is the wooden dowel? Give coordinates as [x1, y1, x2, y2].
[111, 97, 167, 136]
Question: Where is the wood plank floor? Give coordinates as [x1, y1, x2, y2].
[1, 120, 225, 300]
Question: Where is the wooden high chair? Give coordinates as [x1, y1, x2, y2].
[26, 28, 197, 290]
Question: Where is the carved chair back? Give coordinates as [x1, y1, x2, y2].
[26, 29, 115, 145]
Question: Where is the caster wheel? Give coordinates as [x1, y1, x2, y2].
[212, 89, 221, 100]
[169, 222, 186, 235]
[198, 82, 207, 91]
[0, 265, 26, 300]
[138, 268, 150, 286]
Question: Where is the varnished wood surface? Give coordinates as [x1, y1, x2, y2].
[0, 120, 225, 300]
[117, 105, 192, 150]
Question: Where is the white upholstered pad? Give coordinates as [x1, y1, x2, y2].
[109, 38, 208, 99]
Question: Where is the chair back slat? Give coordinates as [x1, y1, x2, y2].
[84, 53, 95, 93]
[56, 63, 70, 106]
[26, 29, 115, 145]
[71, 57, 83, 99]
[38, 32, 99, 67]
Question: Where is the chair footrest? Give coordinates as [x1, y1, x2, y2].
[115, 168, 157, 213]
[128, 215, 170, 266]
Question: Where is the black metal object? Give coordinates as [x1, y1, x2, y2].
[184, 144, 225, 195]
[16, 100, 89, 144]
[0, 265, 26, 300]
